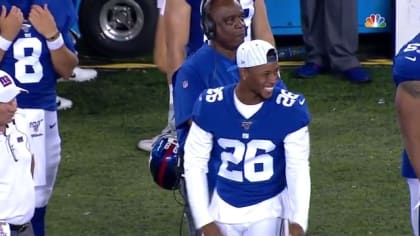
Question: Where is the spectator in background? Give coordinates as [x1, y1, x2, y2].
[0, 1, 79, 235]
[393, 33, 420, 236]
[294, 0, 371, 83]
[0, 70, 35, 236]
[137, 0, 275, 152]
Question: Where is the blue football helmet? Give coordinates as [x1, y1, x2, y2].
[149, 134, 181, 190]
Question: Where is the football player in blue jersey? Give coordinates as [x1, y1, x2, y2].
[183, 39, 310, 236]
[137, 0, 274, 152]
[394, 33, 420, 236]
[169, 1, 282, 235]
[0, 1, 78, 235]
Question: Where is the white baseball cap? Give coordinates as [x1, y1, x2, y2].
[0, 70, 27, 103]
[236, 39, 278, 68]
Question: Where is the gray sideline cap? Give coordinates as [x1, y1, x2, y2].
[236, 39, 278, 68]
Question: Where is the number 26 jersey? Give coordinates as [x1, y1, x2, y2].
[192, 84, 310, 207]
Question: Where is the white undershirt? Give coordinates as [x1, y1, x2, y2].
[233, 91, 263, 119]
[183, 94, 311, 231]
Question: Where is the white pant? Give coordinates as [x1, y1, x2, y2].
[216, 217, 288, 236]
[407, 178, 420, 236]
[23, 109, 61, 207]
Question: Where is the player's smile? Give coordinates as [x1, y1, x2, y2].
[262, 85, 275, 98]
[264, 86, 274, 93]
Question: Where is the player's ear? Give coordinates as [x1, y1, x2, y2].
[239, 68, 248, 81]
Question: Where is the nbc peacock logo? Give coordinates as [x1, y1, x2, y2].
[364, 14, 387, 28]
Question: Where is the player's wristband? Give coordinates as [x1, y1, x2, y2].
[46, 33, 64, 51]
[0, 35, 12, 52]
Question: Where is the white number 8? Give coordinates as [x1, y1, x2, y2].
[13, 37, 43, 84]
[217, 138, 275, 182]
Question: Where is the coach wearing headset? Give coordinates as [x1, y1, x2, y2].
[135, 0, 276, 153]
[0, 70, 35, 236]
[173, 0, 282, 158]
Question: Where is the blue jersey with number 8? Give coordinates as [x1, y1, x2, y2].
[0, 0, 76, 110]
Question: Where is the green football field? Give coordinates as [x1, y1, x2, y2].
[48, 65, 409, 236]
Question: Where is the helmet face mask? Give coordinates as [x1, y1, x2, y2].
[149, 134, 181, 190]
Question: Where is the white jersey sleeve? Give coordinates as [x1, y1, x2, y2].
[283, 126, 311, 231]
[183, 121, 214, 229]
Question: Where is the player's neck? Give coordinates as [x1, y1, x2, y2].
[235, 85, 263, 105]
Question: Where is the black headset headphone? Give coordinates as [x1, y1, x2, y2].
[200, 0, 216, 40]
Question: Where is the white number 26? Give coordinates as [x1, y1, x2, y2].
[217, 138, 275, 182]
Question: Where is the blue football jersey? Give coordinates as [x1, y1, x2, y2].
[0, 0, 76, 110]
[393, 33, 420, 178]
[174, 44, 239, 149]
[393, 33, 420, 86]
[191, 84, 310, 207]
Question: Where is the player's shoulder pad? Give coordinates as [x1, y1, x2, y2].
[274, 88, 307, 108]
[395, 34, 420, 66]
[394, 34, 420, 84]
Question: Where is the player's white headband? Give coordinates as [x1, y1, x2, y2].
[236, 39, 278, 68]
